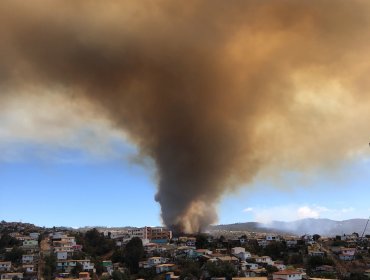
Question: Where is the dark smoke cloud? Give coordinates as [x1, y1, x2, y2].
[1, 1, 370, 232]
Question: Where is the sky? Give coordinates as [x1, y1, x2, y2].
[1, 1, 370, 230]
[1, 135, 369, 228]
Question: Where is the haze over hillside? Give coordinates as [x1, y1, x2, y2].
[210, 218, 370, 236]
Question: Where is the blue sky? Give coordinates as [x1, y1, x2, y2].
[0, 91, 369, 228]
[1, 139, 369, 228]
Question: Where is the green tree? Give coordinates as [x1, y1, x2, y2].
[112, 270, 130, 280]
[205, 262, 237, 280]
[137, 268, 157, 280]
[43, 255, 57, 280]
[263, 241, 286, 260]
[180, 260, 201, 280]
[5, 247, 24, 263]
[84, 228, 115, 257]
[70, 262, 83, 277]
[124, 237, 144, 274]
[313, 234, 321, 241]
[112, 248, 125, 263]
[195, 234, 209, 249]
[307, 256, 333, 270]
[266, 265, 278, 274]
[0, 234, 21, 249]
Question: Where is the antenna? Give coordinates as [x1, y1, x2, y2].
[361, 216, 370, 238]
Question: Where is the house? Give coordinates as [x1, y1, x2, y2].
[286, 240, 298, 248]
[54, 247, 74, 253]
[186, 238, 196, 247]
[240, 261, 258, 271]
[57, 260, 95, 272]
[102, 261, 113, 275]
[57, 251, 68, 260]
[216, 256, 239, 264]
[233, 278, 267, 280]
[314, 265, 335, 273]
[0, 262, 11, 272]
[22, 240, 38, 247]
[0, 273, 23, 280]
[79, 272, 90, 280]
[165, 272, 179, 280]
[147, 257, 166, 267]
[195, 249, 212, 256]
[340, 247, 356, 256]
[273, 261, 286, 271]
[234, 251, 251, 261]
[156, 264, 176, 274]
[22, 255, 36, 264]
[257, 240, 269, 248]
[29, 233, 40, 240]
[266, 235, 280, 241]
[272, 270, 303, 280]
[231, 247, 245, 255]
[245, 268, 267, 277]
[308, 250, 325, 257]
[232, 247, 251, 261]
[254, 256, 273, 265]
[339, 254, 354, 261]
[23, 264, 35, 273]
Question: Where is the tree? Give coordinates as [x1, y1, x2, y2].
[285, 253, 303, 265]
[5, 247, 24, 263]
[307, 256, 333, 270]
[112, 248, 125, 263]
[112, 270, 130, 280]
[137, 268, 157, 280]
[263, 241, 287, 260]
[313, 234, 321, 241]
[195, 234, 209, 249]
[124, 237, 144, 274]
[43, 255, 57, 280]
[70, 262, 83, 277]
[84, 228, 115, 256]
[180, 260, 201, 280]
[0, 234, 21, 249]
[204, 262, 237, 280]
[266, 265, 278, 274]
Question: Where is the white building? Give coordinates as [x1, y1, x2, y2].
[29, 233, 40, 240]
[22, 255, 36, 264]
[273, 270, 303, 280]
[266, 235, 280, 241]
[57, 251, 68, 260]
[155, 264, 175, 274]
[255, 256, 273, 265]
[23, 264, 35, 273]
[22, 240, 38, 247]
[56, 260, 95, 272]
[273, 262, 286, 271]
[147, 257, 166, 267]
[240, 261, 258, 271]
[0, 273, 23, 280]
[231, 247, 245, 255]
[0, 262, 11, 272]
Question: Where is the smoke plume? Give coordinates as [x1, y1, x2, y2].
[1, 1, 370, 232]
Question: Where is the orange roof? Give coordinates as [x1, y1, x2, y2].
[274, 270, 300, 275]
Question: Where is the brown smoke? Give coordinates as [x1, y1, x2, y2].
[1, 1, 370, 232]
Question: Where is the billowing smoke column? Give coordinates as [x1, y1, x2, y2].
[1, 1, 370, 232]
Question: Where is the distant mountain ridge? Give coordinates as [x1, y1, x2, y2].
[210, 218, 370, 236]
